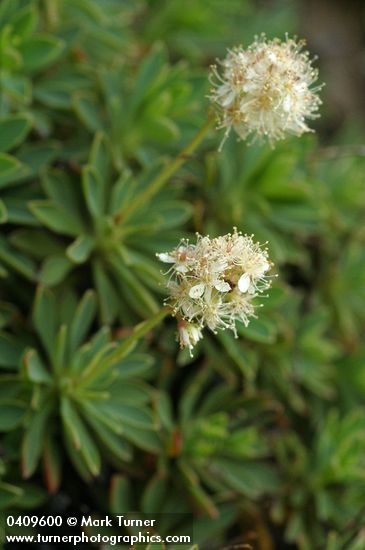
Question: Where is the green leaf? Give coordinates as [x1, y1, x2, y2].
[0, 41, 22, 71]
[85, 413, 132, 462]
[0, 152, 26, 189]
[193, 504, 237, 543]
[0, 114, 32, 152]
[209, 458, 279, 498]
[82, 165, 105, 218]
[80, 400, 124, 435]
[0, 0, 18, 27]
[143, 115, 180, 143]
[0, 263, 8, 278]
[34, 83, 71, 109]
[18, 142, 60, 178]
[70, 327, 110, 375]
[0, 481, 23, 510]
[9, 5, 38, 38]
[34, 69, 90, 109]
[0, 302, 17, 329]
[93, 260, 119, 324]
[0, 399, 25, 431]
[67, 234, 94, 264]
[141, 474, 168, 514]
[270, 203, 319, 231]
[62, 422, 92, 483]
[89, 131, 112, 183]
[239, 316, 277, 344]
[23, 349, 52, 385]
[122, 424, 162, 453]
[0, 375, 20, 399]
[0, 199, 7, 223]
[179, 369, 209, 425]
[73, 92, 104, 132]
[179, 461, 219, 518]
[148, 199, 192, 229]
[226, 428, 268, 459]
[106, 403, 156, 430]
[29, 200, 85, 237]
[43, 434, 62, 493]
[0, 332, 23, 369]
[129, 43, 167, 116]
[12, 483, 46, 509]
[111, 258, 159, 318]
[58, 289, 79, 326]
[110, 475, 133, 514]
[18, 35, 64, 72]
[115, 353, 154, 379]
[0, 235, 36, 280]
[2, 197, 37, 225]
[22, 403, 52, 478]
[109, 171, 134, 214]
[0, 73, 32, 103]
[216, 330, 254, 377]
[108, 381, 150, 405]
[54, 324, 68, 372]
[155, 391, 174, 431]
[38, 254, 73, 286]
[10, 229, 64, 259]
[69, 290, 97, 354]
[61, 397, 100, 476]
[42, 170, 82, 214]
[33, 286, 57, 361]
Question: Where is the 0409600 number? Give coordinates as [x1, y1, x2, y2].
[6, 515, 63, 527]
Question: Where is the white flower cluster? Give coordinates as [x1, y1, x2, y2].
[209, 34, 322, 146]
[158, 229, 272, 354]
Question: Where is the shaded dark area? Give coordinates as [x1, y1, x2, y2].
[300, 0, 365, 136]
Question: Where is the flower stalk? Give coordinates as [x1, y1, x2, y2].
[123, 115, 215, 221]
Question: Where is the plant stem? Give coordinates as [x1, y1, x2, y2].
[107, 306, 170, 366]
[120, 306, 170, 350]
[123, 116, 215, 221]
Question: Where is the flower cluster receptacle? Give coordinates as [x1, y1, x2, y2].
[209, 34, 322, 147]
[158, 229, 273, 355]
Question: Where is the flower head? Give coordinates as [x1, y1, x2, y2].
[209, 34, 322, 147]
[157, 229, 273, 354]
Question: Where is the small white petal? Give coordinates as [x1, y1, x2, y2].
[211, 259, 228, 273]
[176, 264, 189, 273]
[214, 281, 231, 293]
[251, 261, 270, 277]
[221, 90, 236, 107]
[158, 253, 175, 263]
[179, 327, 190, 347]
[238, 273, 250, 293]
[190, 326, 203, 344]
[189, 283, 205, 299]
[283, 95, 292, 113]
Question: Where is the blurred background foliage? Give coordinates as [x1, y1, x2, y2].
[0, 0, 365, 549]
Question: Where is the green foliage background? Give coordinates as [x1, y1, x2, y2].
[0, 1, 364, 549]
